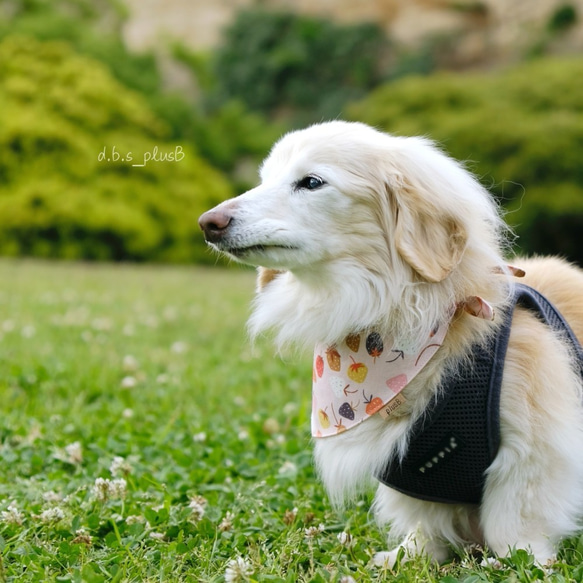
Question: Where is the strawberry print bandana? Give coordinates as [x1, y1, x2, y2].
[311, 322, 451, 437]
[311, 294, 499, 438]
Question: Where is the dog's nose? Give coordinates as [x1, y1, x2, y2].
[198, 209, 233, 243]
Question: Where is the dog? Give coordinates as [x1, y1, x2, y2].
[198, 121, 583, 566]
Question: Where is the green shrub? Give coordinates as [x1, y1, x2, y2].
[348, 57, 583, 263]
[171, 43, 288, 191]
[548, 4, 578, 32]
[0, 0, 160, 98]
[507, 184, 583, 264]
[0, 36, 233, 263]
[213, 10, 391, 120]
[1, 2, 290, 195]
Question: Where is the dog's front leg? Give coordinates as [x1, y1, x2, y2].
[373, 527, 451, 568]
[372, 484, 463, 567]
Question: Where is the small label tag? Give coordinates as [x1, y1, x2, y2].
[378, 394, 408, 419]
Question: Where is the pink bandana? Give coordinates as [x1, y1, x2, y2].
[311, 296, 497, 438]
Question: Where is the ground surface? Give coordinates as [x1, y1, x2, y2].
[0, 259, 581, 582]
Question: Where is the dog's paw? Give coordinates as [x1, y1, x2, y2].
[372, 549, 403, 568]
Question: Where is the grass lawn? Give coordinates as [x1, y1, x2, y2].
[0, 259, 582, 582]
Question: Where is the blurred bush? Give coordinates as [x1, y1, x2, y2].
[213, 9, 391, 121]
[1, 0, 280, 194]
[0, 36, 232, 263]
[0, 0, 161, 96]
[348, 57, 583, 264]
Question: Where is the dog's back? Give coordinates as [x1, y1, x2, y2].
[517, 257, 583, 344]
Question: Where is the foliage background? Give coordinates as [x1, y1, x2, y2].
[0, 1, 582, 580]
[0, 0, 582, 264]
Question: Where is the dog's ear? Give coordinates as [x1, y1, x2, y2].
[256, 267, 285, 291]
[392, 179, 468, 283]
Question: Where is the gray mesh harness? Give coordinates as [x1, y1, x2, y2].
[376, 283, 583, 505]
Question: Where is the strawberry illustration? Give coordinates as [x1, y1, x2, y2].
[387, 374, 408, 393]
[365, 332, 384, 361]
[315, 355, 324, 378]
[326, 346, 341, 371]
[363, 390, 384, 415]
[331, 404, 347, 434]
[346, 333, 360, 352]
[339, 401, 359, 421]
[318, 407, 330, 429]
[329, 377, 347, 398]
[347, 356, 368, 383]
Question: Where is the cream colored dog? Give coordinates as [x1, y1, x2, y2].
[199, 121, 583, 566]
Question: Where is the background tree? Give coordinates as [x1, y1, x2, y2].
[348, 57, 583, 265]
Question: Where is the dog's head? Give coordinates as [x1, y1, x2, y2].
[199, 121, 504, 284]
[199, 122, 508, 346]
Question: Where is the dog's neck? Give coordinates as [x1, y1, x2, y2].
[248, 262, 458, 351]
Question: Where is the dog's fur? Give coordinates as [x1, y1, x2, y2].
[199, 121, 583, 565]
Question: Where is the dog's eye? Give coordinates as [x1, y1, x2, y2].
[296, 175, 325, 191]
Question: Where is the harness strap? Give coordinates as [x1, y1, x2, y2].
[376, 283, 583, 505]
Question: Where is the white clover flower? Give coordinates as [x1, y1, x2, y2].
[120, 376, 137, 389]
[91, 317, 112, 331]
[480, 557, 504, 569]
[92, 477, 126, 501]
[225, 557, 254, 583]
[38, 506, 65, 523]
[219, 511, 234, 532]
[337, 531, 356, 548]
[42, 491, 62, 504]
[1, 502, 24, 525]
[340, 577, 357, 583]
[54, 442, 83, 465]
[122, 324, 135, 336]
[170, 341, 187, 354]
[237, 429, 249, 441]
[193, 432, 207, 443]
[143, 315, 159, 328]
[304, 523, 325, 539]
[283, 402, 298, 416]
[21, 325, 36, 338]
[93, 478, 110, 502]
[122, 408, 134, 419]
[122, 355, 139, 372]
[189, 495, 207, 522]
[110, 478, 127, 499]
[72, 528, 92, 545]
[2, 320, 15, 332]
[262, 418, 280, 434]
[126, 515, 145, 525]
[65, 441, 83, 464]
[110, 456, 132, 477]
[163, 306, 178, 321]
[156, 373, 169, 385]
[282, 507, 298, 525]
[278, 461, 297, 475]
[149, 531, 165, 541]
